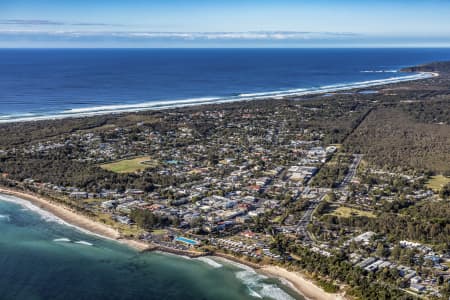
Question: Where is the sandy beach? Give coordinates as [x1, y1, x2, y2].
[0, 186, 348, 299]
[262, 266, 347, 300]
[0, 70, 438, 125]
[0, 187, 150, 251]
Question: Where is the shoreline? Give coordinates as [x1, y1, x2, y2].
[210, 254, 347, 300]
[0, 71, 438, 124]
[261, 266, 347, 300]
[0, 187, 151, 251]
[210, 255, 347, 300]
[0, 186, 347, 300]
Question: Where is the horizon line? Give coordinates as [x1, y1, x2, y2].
[1, 46, 450, 49]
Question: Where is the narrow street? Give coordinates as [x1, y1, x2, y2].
[296, 154, 363, 243]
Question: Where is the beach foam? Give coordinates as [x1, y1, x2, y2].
[155, 251, 193, 260]
[194, 257, 223, 268]
[259, 283, 296, 300]
[0, 72, 436, 124]
[213, 257, 297, 300]
[214, 256, 255, 272]
[0, 193, 107, 240]
[63, 97, 222, 114]
[249, 288, 263, 298]
[239, 88, 307, 97]
[75, 241, 94, 246]
[235, 269, 295, 300]
[53, 238, 71, 243]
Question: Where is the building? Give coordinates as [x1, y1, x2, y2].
[410, 283, 425, 293]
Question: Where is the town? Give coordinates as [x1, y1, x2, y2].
[1, 68, 450, 299]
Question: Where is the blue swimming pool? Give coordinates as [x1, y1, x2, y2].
[175, 236, 199, 246]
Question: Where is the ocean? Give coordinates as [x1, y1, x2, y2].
[0, 194, 302, 300]
[1, 48, 450, 122]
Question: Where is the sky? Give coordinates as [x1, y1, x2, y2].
[1, 0, 450, 48]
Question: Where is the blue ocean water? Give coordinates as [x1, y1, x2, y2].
[0, 194, 302, 300]
[1, 48, 450, 122]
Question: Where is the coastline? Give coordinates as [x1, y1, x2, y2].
[211, 255, 347, 300]
[1, 54, 448, 299]
[261, 266, 347, 300]
[0, 187, 150, 251]
[0, 71, 438, 124]
[0, 186, 347, 300]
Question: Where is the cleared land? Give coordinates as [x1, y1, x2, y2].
[329, 206, 376, 218]
[426, 175, 450, 191]
[100, 156, 153, 173]
[152, 229, 168, 236]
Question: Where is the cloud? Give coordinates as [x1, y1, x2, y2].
[0, 30, 357, 40]
[123, 31, 357, 40]
[0, 20, 356, 40]
[0, 19, 119, 27]
[71, 22, 118, 26]
[0, 19, 65, 26]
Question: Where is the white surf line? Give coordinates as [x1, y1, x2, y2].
[0, 193, 111, 241]
[74, 241, 94, 246]
[235, 267, 295, 300]
[194, 256, 223, 268]
[213, 256, 298, 300]
[0, 72, 437, 124]
[53, 238, 72, 242]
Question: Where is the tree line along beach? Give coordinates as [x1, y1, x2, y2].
[0, 186, 346, 300]
[1, 57, 450, 300]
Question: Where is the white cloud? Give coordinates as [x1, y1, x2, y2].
[0, 30, 357, 40]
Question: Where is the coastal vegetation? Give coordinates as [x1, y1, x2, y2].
[344, 106, 450, 173]
[1, 61, 450, 299]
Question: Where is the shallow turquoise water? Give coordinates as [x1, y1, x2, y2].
[0, 194, 302, 300]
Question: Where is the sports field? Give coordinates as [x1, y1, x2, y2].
[100, 156, 153, 173]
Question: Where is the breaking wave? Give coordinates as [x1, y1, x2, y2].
[0, 193, 107, 240]
[249, 288, 263, 298]
[0, 72, 436, 124]
[194, 257, 223, 268]
[75, 241, 94, 246]
[53, 238, 71, 243]
[213, 257, 296, 300]
[235, 269, 295, 300]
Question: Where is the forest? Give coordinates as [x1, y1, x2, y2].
[344, 103, 450, 174]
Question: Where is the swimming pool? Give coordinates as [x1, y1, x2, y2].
[175, 236, 199, 246]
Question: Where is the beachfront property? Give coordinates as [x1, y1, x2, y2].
[2, 77, 450, 299]
[174, 236, 200, 247]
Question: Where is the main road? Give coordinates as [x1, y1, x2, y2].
[295, 154, 363, 242]
[338, 154, 363, 188]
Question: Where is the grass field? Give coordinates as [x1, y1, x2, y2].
[330, 206, 376, 218]
[426, 175, 450, 191]
[100, 156, 153, 173]
[152, 229, 168, 236]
